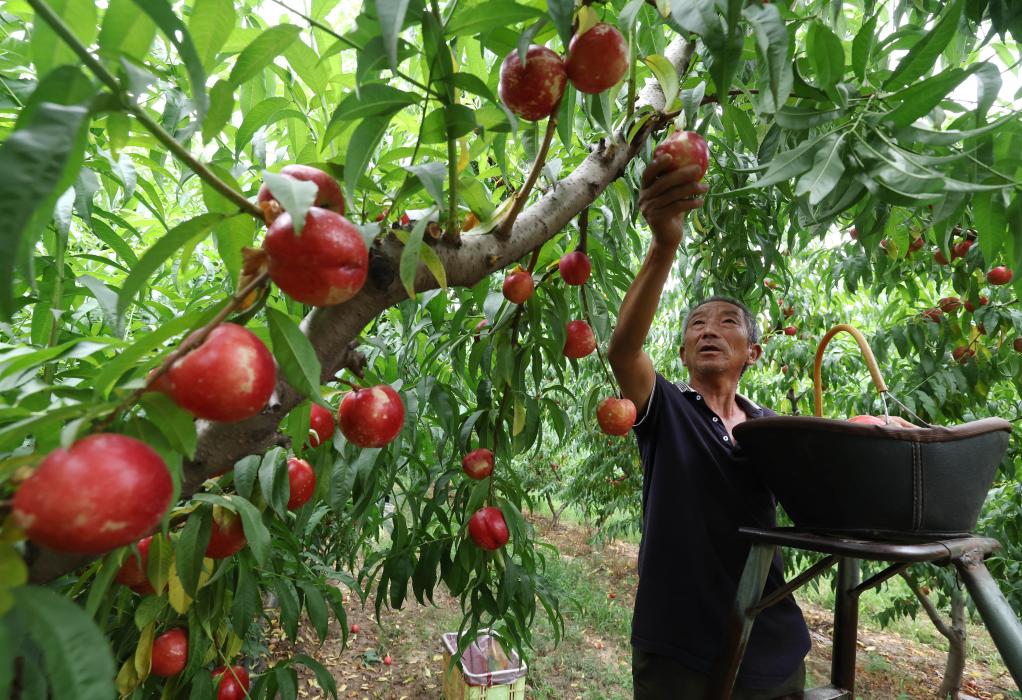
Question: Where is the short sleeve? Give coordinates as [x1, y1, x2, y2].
[632, 372, 668, 437]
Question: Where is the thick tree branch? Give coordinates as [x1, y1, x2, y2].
[28, 37, 695, 584]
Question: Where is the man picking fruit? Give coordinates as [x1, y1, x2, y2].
[607, 140, 809, 700]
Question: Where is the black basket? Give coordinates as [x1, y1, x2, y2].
[736, 415, 1011, 538]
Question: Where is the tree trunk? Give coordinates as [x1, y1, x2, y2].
[937, 586, 968, 700]
[26, 37, 696, 585]
[901, 572, 970, 700]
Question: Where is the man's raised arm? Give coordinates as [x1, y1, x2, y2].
[607, 156, 707, 416]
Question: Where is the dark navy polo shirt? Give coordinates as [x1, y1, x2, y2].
[630, 372, 810, 689]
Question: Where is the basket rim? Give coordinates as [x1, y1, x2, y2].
[734, 415, 1011, 443]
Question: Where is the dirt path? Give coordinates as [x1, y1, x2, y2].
[267, 515, 1020, 699]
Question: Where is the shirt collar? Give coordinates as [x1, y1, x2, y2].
[673, 380, 764, 416]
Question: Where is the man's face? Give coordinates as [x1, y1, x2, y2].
[680, 301, 761, 380]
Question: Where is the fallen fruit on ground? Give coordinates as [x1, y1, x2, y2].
[338, 385, 405, 447]
[213, 665, 250, 700]
[597, 397, 636, 436]
[498, 45, 566, 121]
[565, 23, 629, 94]
[205, 508, 247, 559]
[383, 654, 392, 665]
[987, 266, 1013, 285]
[164, 323, 276, 422]
[350, 623, 360, 634]
[462, 448, 494, 480]
[559, 251, 591, 285]
[286, 457, 316, 510]
[563, 320, 597, 358]
[257, 164, 345, 214]
[308, 402, 335, 447]
[13, 434, 172, 554]
[150, 628, 188, 678]
[265, 207, 369, 306]
[848, 415, 886, 425]
[468, 506, 510, 550]
[654, 130, 709, 180]
[502, 266, 534, 304]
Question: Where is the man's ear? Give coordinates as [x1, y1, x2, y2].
[679, 343, 688, 366]
[746, 342, 763, 367]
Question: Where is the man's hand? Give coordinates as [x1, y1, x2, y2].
[638, 155, 708, 249]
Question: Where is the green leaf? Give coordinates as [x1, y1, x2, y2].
[893, 111, 1019, 145]
[12, 586, 116, 699]
[275, 579, 301, 640]
[805, 22, 844, 88]
[884, 0, 963, 90]
[228, 25, 301, 86]
[231, 556, 259, 637]
[284, 39, 327, 95]
[98, 0, 157, 62]
[774, 105, 844, 130]
[445, 1, 544, 36]
[31, 0, 98, 77]
[643, 54, 680, 110]
[404, 162, 446, 206]
[188, 0, 236, 73]
[176, 507, 212, 596]
[0, 102, 89, 319]
[131, 0, 208, 119]
[298, 583, 330, 643]
[233, 455, 261, 500]
[399, 214, 431, 299]
[743, 4, 791, 110]
[450, 73, 497, 103]
[725, 130, 830, 195]
[326, 84, 419, 124]
[851, 13, 877, 82]
[343, 116, 391, 206]
[547, 0, 575, 47]
[884, 65, 981, 128]
[293, 654, 339, 699]
[261, 170, 316, 235]
[265, 306, 323, 403]
[138, 392, 198, 458]
[116, 212, 224, 320]
[202, 80, 234, 143]
[795, 133, 845, 205]
[392, 226, 447, 290]
[258, 446, 289, 518]
[235, 97, 305, 155]
[76, 274, 123, 337]
[376, 0, 411, 72]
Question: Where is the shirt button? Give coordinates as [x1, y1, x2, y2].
[723, 436, 729, 442]
[696, 395, 702, 400]
[712, 417, 719, 422]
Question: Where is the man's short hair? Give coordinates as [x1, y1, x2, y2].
[682, 295, 760, 345]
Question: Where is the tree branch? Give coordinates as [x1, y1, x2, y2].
[27, 36, 696, 584]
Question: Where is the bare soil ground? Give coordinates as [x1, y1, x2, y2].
[267, 514, 1020, 699]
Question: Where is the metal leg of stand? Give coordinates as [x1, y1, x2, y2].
[955, 550, 1022, 689]
[831, 557, 860, 693]
[707, 543, 776, 700]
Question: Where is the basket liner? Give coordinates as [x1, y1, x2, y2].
[734, 416, 1011, 538]
[441, 631, 527, 687]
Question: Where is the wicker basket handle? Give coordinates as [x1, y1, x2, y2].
[813, 324, 888, 418]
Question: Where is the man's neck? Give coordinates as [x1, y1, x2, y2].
[687, 374, 745, 420]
